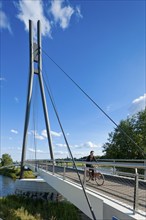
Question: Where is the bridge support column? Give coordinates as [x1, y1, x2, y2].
[20, 20, 55, 179]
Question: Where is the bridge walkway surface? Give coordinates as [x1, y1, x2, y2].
[46, 165, 146, 213]
[26, 162, 146, 219]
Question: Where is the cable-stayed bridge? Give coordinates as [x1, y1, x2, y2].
[17, 20, 146, 220]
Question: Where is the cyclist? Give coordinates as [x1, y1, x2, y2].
[86, 151, 97, 180]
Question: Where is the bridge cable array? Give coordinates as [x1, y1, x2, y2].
[42, 49, 145, 157]
[42, 71, 97, 220]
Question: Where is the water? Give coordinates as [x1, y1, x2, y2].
[0, 175, 15, 197]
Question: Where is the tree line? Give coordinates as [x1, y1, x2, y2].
[102, 109, 146, 159]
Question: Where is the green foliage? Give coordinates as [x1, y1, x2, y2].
[0, 167, 35, 179]
[102, 109, 146, 159]
[0, 195, 80, 220]
[1, 153, 13, 166]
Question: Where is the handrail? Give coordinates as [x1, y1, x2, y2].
[25, 159, 146, 170]
[25, 161, 146, 216]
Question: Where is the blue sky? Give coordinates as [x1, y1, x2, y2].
[0, 0, 145, 161]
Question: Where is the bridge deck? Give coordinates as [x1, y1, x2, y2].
[45, 165, 146, 214]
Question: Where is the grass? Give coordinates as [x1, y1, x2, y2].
[0, 195, 80, 220]
[0, 167, 35, 179]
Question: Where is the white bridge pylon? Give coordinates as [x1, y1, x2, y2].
[20, 20, 55, 179]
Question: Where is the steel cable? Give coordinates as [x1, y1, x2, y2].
[42, 49, 145, 157]
[42, 72, 97, 220]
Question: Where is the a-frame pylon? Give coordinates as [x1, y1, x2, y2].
[20, 20, 54, 179]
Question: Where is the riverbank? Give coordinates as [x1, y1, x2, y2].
[0, 167, 35, 179]
[0, 195, 82, 220]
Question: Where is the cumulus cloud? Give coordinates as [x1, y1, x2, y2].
[16, 0, 51, 39]
[31, 130, 45, 140]
[55, 141, 101, 151]
[41, 129, 47, 138]
[75, 6, 83, 19]
[29, 129, 62, 140]
[16, 0, 82, 39]
[0, 3, 12, 33]
[54, 150, 68, 156]
[14, 97, 19, 103]
[42, 129, 62, 137]
[51, 130, 62, 137]
[55, 143, 66, 147]
[74, 141, 100, 149]
[50, 0, 74, 29]
[28, 148, 44, 153]
[129, 94, 146, 114]
[11, 129, 18, 134]
[0, 77, 6, 81]
[106, 105, 112, 112]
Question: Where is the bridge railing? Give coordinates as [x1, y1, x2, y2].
[25, 159, 146, 216]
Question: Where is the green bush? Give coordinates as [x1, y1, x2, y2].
[0, 167, 35, 179]
[0, 195, 80, 220]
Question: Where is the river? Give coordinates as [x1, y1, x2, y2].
[0, 175, 15, 197]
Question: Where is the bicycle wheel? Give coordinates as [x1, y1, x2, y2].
[95, 172, 104, 186]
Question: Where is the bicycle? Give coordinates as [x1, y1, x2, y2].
[86, 167, 105, 186]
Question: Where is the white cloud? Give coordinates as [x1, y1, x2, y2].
[75, 6, 83, 19]
[29, 129, 62, 140]
[106, 105, 112, 112]
[28, 148, 44, 153]
[55, 143, 66, 147]
[31, 130, 45, 140]
[74, 141, 100, 149]
[35, 134, 44, 140]
[130, 94, 146, 114]
[53, 141, 102, 158]
[16, 0, 82, 38]
[0, 4, 12, 33]
[41, 129, 47, 138]
[41, 129, 62, 138]
[14, 97, 19, 103]
[0, 77, 6, 81]
[16, 0, 52, 39]
[51, 130, 62, 137]
[11, 129, 18, 134]
[54, 150, 68, 156]
[50, 0, 74, 29]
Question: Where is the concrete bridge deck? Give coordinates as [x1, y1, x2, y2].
[25, 162, 146, 220]
[47, 165, 146, 213]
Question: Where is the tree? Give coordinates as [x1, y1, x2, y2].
[1, 154, 13, 166]
[102, 109, 146, 159]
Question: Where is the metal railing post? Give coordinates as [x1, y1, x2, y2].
[53, 162, 55, 175]
[63, 166, 66, 180]
[144, 160, 146, 180]
[133, 168, 139, 213]
[83, 166, 87, 188]
[46, 160, 47, 171]
[35, 162, 38, 172]
[113, 159, 116, 175]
